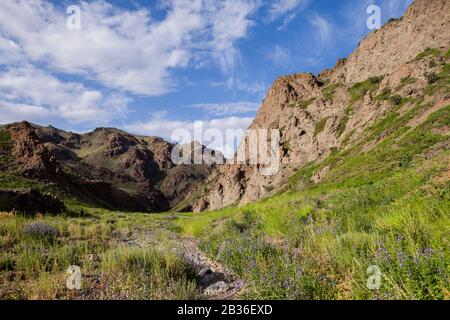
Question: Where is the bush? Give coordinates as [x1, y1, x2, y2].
[0, 255, 15, 271]
[23, 222, 59, 240]
[374, 87, 392, 101]
[386, 18, 397, 24]
[389, 95, 403, 106]
[290, 97, 316, 109]
[337, 107, 352, 137]
[425, 72, 438, 84]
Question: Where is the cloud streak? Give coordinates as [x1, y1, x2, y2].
[190, 101, 260, 116]
[310, 14, 333, 45]
[268, 0, 311, 29]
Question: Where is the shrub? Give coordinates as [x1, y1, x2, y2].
[342, 129, 355, 146]
[337, 107, 352, 137]
[425, 72, 438, 84]
[374, 87, 392, 101]
[319, 78, 331, 86]
[386, 18, 397, 24]
[100, 246, 198, 299]
[389, 95, 403, 106]
[429, 59, 438, 68]
[23, 222, 59, 240]
[0, 255, 15, 271]
[424, 64, 450, 95]
[445, 48, 450, 59]
[282, 140, 291, 153]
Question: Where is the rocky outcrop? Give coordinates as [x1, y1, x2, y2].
[192, 0, 450, 211]
[332, 0, 450, 83]
[6, 121, 62, 180]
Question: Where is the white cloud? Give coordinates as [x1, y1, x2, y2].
[0, 65, 130, 124]
[210, 0, 259, 73]
[0, 34, 24, 64]
[277, 13, 297, 31]
[0, 102, 53, 125]
[267, 45, 291, 67]
[190, 101, 260, 116]
[310, 14, 333, 45]
[0, 0, 206, 96]
[123, 113, 253, 158]
[0, 0, 263, 131]
[211, 77, 267, 95]
[268, 0, 310, 22]
[0, 0, 260, 96]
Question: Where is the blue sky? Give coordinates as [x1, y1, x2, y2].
[0, 0, 413, 156]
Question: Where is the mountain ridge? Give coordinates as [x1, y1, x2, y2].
[189, 0, 450, 211]
[0, 120, 223, 212]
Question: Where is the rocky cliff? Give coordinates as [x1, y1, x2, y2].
[192, 0, 450, 211]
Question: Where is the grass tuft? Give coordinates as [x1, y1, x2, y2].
[415, 48, 440, 60]
[314, 117, 329, 137]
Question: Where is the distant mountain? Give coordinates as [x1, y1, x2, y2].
[0, 121, 222, 212]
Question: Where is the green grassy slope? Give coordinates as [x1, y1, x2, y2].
[171, 53, 450, 299]
[173, 103, 449, 299]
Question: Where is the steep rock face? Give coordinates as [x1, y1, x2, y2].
[192, 0, 450, 211]
[332, 0, 450, 83]
[6, 122, 62, 180]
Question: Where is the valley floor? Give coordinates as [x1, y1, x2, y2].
[1, 150, 449, 300]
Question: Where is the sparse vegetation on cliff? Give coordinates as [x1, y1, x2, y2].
[314, 117, 329, 137]
[173, 104, 450, 300]
[349, 76, 384, 103]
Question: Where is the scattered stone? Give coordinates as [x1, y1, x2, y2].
[204, 281, 230, 295]
[198, 267, 213, 277]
